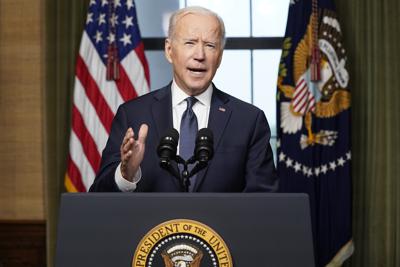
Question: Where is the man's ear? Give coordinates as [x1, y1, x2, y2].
[164, 38, 173, 64]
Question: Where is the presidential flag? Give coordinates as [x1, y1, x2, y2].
[277, 0, 353, 266]
[65, 0, 150, 192]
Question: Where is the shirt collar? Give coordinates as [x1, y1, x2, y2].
[171, 80, 213, 108]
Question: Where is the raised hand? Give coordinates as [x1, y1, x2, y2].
[120, 124, 148, 181]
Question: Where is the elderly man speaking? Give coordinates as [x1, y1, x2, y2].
[89, 6, 278, 193]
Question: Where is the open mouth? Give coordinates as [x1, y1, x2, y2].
[188, 67, 207, 74]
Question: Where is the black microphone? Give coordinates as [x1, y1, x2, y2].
[157, 128, 179, 174]
[194, 128, 214, 163]
[187, 128, 214, 178]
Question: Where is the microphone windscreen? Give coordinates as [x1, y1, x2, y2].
[197, 128, 213, 141]
[165, 128, 179, 143]
[157, 128, 179, 158]
[195, 128, 214, 162]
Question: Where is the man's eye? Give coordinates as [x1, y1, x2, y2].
[206, 43, 216, 49]
[185, 41, 194, 45]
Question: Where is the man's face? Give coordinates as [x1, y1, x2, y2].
[165, 13, 223, 96]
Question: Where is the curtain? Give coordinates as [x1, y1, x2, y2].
[44, 0, 89, 266]
[336, 0, 400, 266]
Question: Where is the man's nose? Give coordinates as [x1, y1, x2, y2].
[193, 44, 205, 61]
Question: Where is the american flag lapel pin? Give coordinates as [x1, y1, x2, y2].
[218, 107, 226, 112]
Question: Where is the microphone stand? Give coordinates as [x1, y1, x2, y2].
[176, 156, 208, 192]
[160, 156, 210, 192]
[159, 158, 181, 182]
[175, 156, 192, 192]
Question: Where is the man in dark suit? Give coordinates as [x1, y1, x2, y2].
[89, 6, 278, 192]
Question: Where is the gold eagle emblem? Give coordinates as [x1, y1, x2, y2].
[278, 9, 350, 148]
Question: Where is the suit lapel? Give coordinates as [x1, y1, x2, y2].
[193, 87, 232, 191]
[151, 85, 173, 140]
[207, 88, 231, 151]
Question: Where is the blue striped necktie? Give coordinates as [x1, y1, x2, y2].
[179, 96, 198, 191]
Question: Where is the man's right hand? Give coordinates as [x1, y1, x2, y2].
[120, 124, 148, 181]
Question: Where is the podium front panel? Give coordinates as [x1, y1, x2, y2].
[56, 193, 314, 266]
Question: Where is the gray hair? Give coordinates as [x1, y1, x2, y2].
[167, 6, 226, 49]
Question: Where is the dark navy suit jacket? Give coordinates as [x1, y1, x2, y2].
[89, 84, 278, 192]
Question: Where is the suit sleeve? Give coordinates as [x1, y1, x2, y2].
[243, 110, 279, 192]
[89, 106, 128, 192]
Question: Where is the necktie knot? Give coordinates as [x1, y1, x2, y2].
[185, 96, 198, 111]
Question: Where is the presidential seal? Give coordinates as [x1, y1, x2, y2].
[132, 219, 233, 267]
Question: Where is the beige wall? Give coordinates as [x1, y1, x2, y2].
[0, 0, 45, 220]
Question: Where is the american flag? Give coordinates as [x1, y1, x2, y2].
[65, 0, 150, 192]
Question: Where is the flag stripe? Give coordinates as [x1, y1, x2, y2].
[293, 90, 308, 111]
[298, 95, 309, 114]
[294, 78, 306, 92]
[76, 55, 115, 133]
[69, 131, 96, 190]
[73, 77, 109, 154]
[121, 49, 150, 96]
[115, 63, 138, 102]
[293, 86, 308, 106]
[293, 78, 317, 114]
[71, 105, 102, 172]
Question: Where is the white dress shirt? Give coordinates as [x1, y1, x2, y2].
[114, 80, 213, 192]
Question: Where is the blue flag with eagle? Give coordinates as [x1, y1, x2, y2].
[277, 0, 353, 266]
